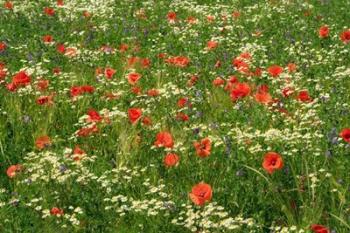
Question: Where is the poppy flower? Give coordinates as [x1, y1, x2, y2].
[340, 29, 350, 44]
[128, 108, 142, 124]
[104, 68, 116, 79]
[255, 91, 272, 104]
[167, 11, 176, 22]
[297, 90, 312, 102]
[287, 63, 297, 73]
[282, 87, 294, 97]
[164, 153, 180, 167]
[12, 71, 31, 85]
[340, 128, 350, 143]
[319, 25, 329, 38]
[127, 72, 141, 85]
[35, 135, 52, 150]
[4, 1, 13, 10]
[267, 65, 283, 77]
[72, 145, 86, 161]
[206, 40, 218, 50]
[165, 56, 190, 68]
[44, 7, 55, 16]
[213, 77, 225, 86]
[154, 131, 174, 148]
[310, 224, 329, 233]
[177, 97, 188, 108]
[36, 79, 49, 91]
[176, 112, 189, 122]
[36, 95, 54, 105]
[140, 58, 150, 68]
[131, 86, 142, 95]
[6, 164, 22, 178]
[57, 0, 64, 6]
[77, 124, 98, 137]
[207, 15, 215, 22]
[87, 109, 102, 123]
[262, 152, 284, 174]
[147, 89, 159, 97]
[42, 35, 53, 43]
[230, 82, 251, 101]
[64, 47, 78, 57]
[142, 116, 152, 126]
[193, 138, 211, 158]
[119, 43, 129, 52]
[0, 42, 6, 52]
[189, 182, 212, 206]
[50, 207, 64, 216]
[232, 58, 249, 73]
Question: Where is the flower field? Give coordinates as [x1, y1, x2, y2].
[1, 0, 350, 232]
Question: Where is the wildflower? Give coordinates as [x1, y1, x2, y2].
[340, 29, 350, 44]
[262, 152, 284, 174]
[6, 164, 22, 178]
[340, 128, 350, 143]
[267, 65, 283, 77]
[154, 131, 174, 148]
[189, 182, 212, 206]
[35, 135, 52, 150]
[128, 108, 142, 124]
[310, 224, 329, 233]
[164, 153, 180, 167]
[50, 207, 64, 216]
[319, 25, 329, 38]
[193, 138, 211, 158]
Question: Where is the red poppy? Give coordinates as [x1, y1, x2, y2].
[154, 131, 174, 148]
[57, 0, 64, 6]
[36, 95, 54, 105]
[140, 58, 150, 68]
[142, 116, 152, 126]
[44, 7, 55, 16]
[147, 89, 159, 97]
[206, 40, 218, 50]
[0, 42, 6, 52]
[230, 82, 251, 101]
[262, 152, 284, 174]
[167, 11, 176, 22]
[35, 135, 52, 150]
[37, 79, 49, 91]
[50, 207, 64, 216]
[9, 71, 31, 91]
[127, 72, 141, 85]
[87, 109, 102, 123]
[6, 164, 22, 178]
[164, 153, 179, 167]
[165, 56, 190, 68]
[189, 182, 212, 206]
[213, 77, 225, 86]
[232, 58, 249, 73]
[176, 112, 189, 122]
[72, 145, 86, 161]
[255, 91, 272, 105]
[340, 29, 350, 44]
[128, 108, 142, 124]
[297, 90, 312, 102]
[4, 1, 13, 10]
[340, 128, 350, 143]
[319, 25, 329, 38]
[177, 97, 188, 108]
[282, 87, 294, 97]
[77, 124, 98, 137]
[310, 224, 329, 233]
[104, 67, 116, 79]
[287, 63, 297, 73]
[193, 138, 211, 158]
[119, 43, 129, 52]
[42, 35, 53, 43]
[131, 86, 142, 95]
[267, 65, 283, 77]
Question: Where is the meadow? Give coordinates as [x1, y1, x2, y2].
[0, 0, 350, 232]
